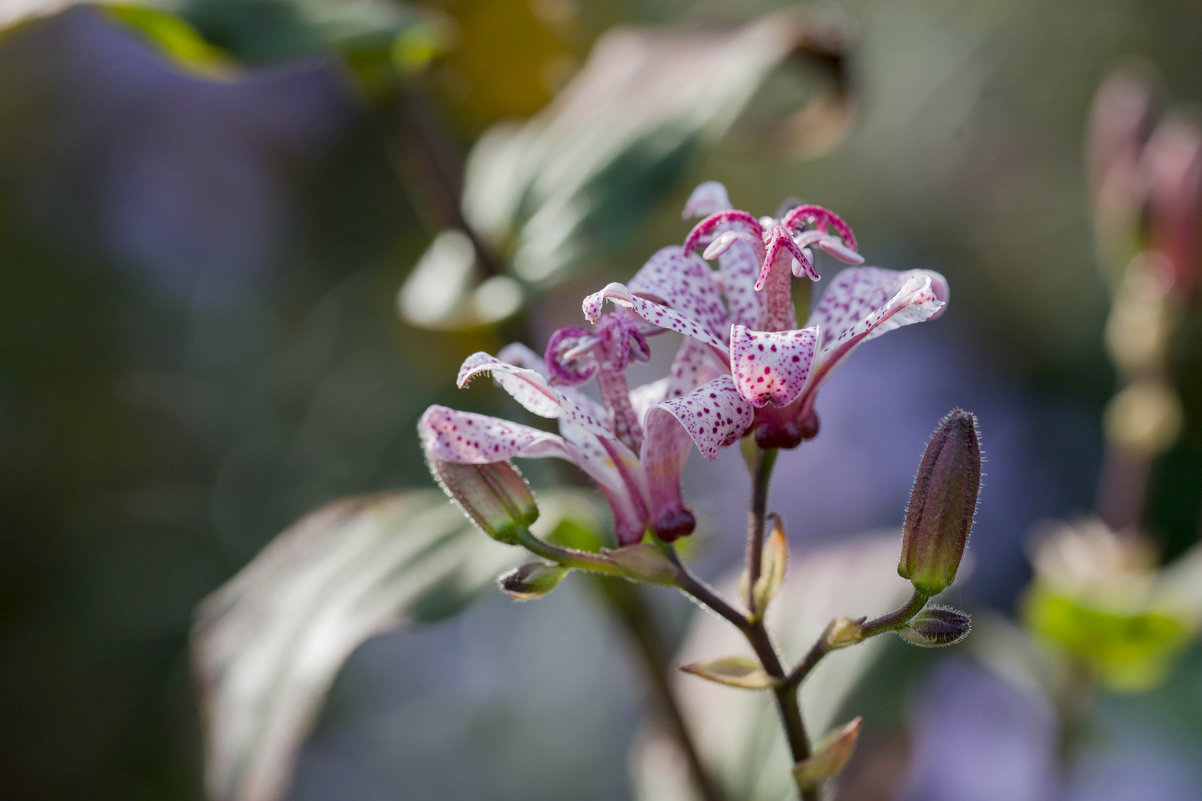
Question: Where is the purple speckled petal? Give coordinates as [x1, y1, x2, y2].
[638, 375, 753, 541]
[419, 405, 573, 465]
[626, 247, 732, 342]
[664, 337, 727, 401]
[644, 374, 754, 462]
[457, 352, 613, 436]
[730, 325, 819, 408]
[496, 342, 551, 377]
[583, 283, 728, 353]
[497, 341, 608, 422]
[421, 405, 648, 546]
[680, 186, 765, 329]
[681, 181, 733, 219]
[809, 268, 949, 378]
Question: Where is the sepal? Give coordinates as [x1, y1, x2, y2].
[428, 458, 538, 545]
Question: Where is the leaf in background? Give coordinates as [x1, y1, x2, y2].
[192, 488, 601, 801]
[402, 7, 854, 327]
[631, 533, 913, 801]
[1, 0, 445, 90]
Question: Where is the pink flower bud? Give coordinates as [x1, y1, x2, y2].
[898, 410, 982, 595]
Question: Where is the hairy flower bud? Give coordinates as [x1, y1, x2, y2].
[898, 410, 982, 595]
[428, 458, 538, 545]
[898, 606, 972, 647]
[498, 562, 569, 600]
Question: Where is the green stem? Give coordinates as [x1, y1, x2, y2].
[514, 528, 622, 576]
[745, 448, 778, 619]
[781, 589, 930, 693]
[667, 548, 814, 800]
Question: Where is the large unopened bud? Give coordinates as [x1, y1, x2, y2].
[898, 410, 982, 595]
[428, 458, 538, 545]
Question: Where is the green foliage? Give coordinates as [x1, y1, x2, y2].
[1022, 581, 1193, 692]
[192, 488, 603, 801]
[402, 9, 847, 328]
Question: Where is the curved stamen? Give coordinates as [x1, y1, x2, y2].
[793, 229, 865, 269]
[682, 210, 765, 256]
[781, 204, 858, 251]
[545, 326, 598, 386]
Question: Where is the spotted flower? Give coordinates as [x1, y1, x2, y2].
[419, 311, 752, 545]
[584, 182, 949, 449]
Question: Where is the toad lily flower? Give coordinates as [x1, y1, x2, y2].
[419, 315, 752, 546]
[584, 182, 949, 449]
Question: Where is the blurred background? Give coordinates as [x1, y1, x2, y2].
[3, 1, 1202, 800]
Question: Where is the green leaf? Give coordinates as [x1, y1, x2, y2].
[631, 533, 914, 801]
[404, 8, 852, 328]
[1021, 580, 1192, 693]
[192, 489, 598, 801]
[680, 657, 779, 690]
[102, 4, 230, 73]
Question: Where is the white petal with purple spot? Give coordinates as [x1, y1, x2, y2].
[730, 325, 819, 408]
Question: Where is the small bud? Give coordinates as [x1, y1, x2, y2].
[603, 542, 680, 585]
[898, 606, 972, 647]
[680, 657, 779, 690]
[428, 458, 538, 545]
[792, 717, 862, 790]
[898, 410, 982, 595]
[823, 616, 866, 649]
[498, 562, 569, 600]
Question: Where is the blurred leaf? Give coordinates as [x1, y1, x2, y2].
[403, 8, 853, 328]
[680, 657, 779, 690]
[181, 0, 431, 64]
[1021, 580, 1193, 693]
[102, 4, 230, 73]
[0, 0, 444, 89]
[395, 229, 523, 329]
[630, 533, 913, 801]
[192, 488, 600, 801]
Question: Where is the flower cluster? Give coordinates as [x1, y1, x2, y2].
[421, 182, 949, 545]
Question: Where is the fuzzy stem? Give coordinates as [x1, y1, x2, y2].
[514, 528, 623, 576]
[745, 448, 779, 619]
[781, 589, 930, 693]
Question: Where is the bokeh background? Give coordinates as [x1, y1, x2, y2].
[3, 1, 1202, 800]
